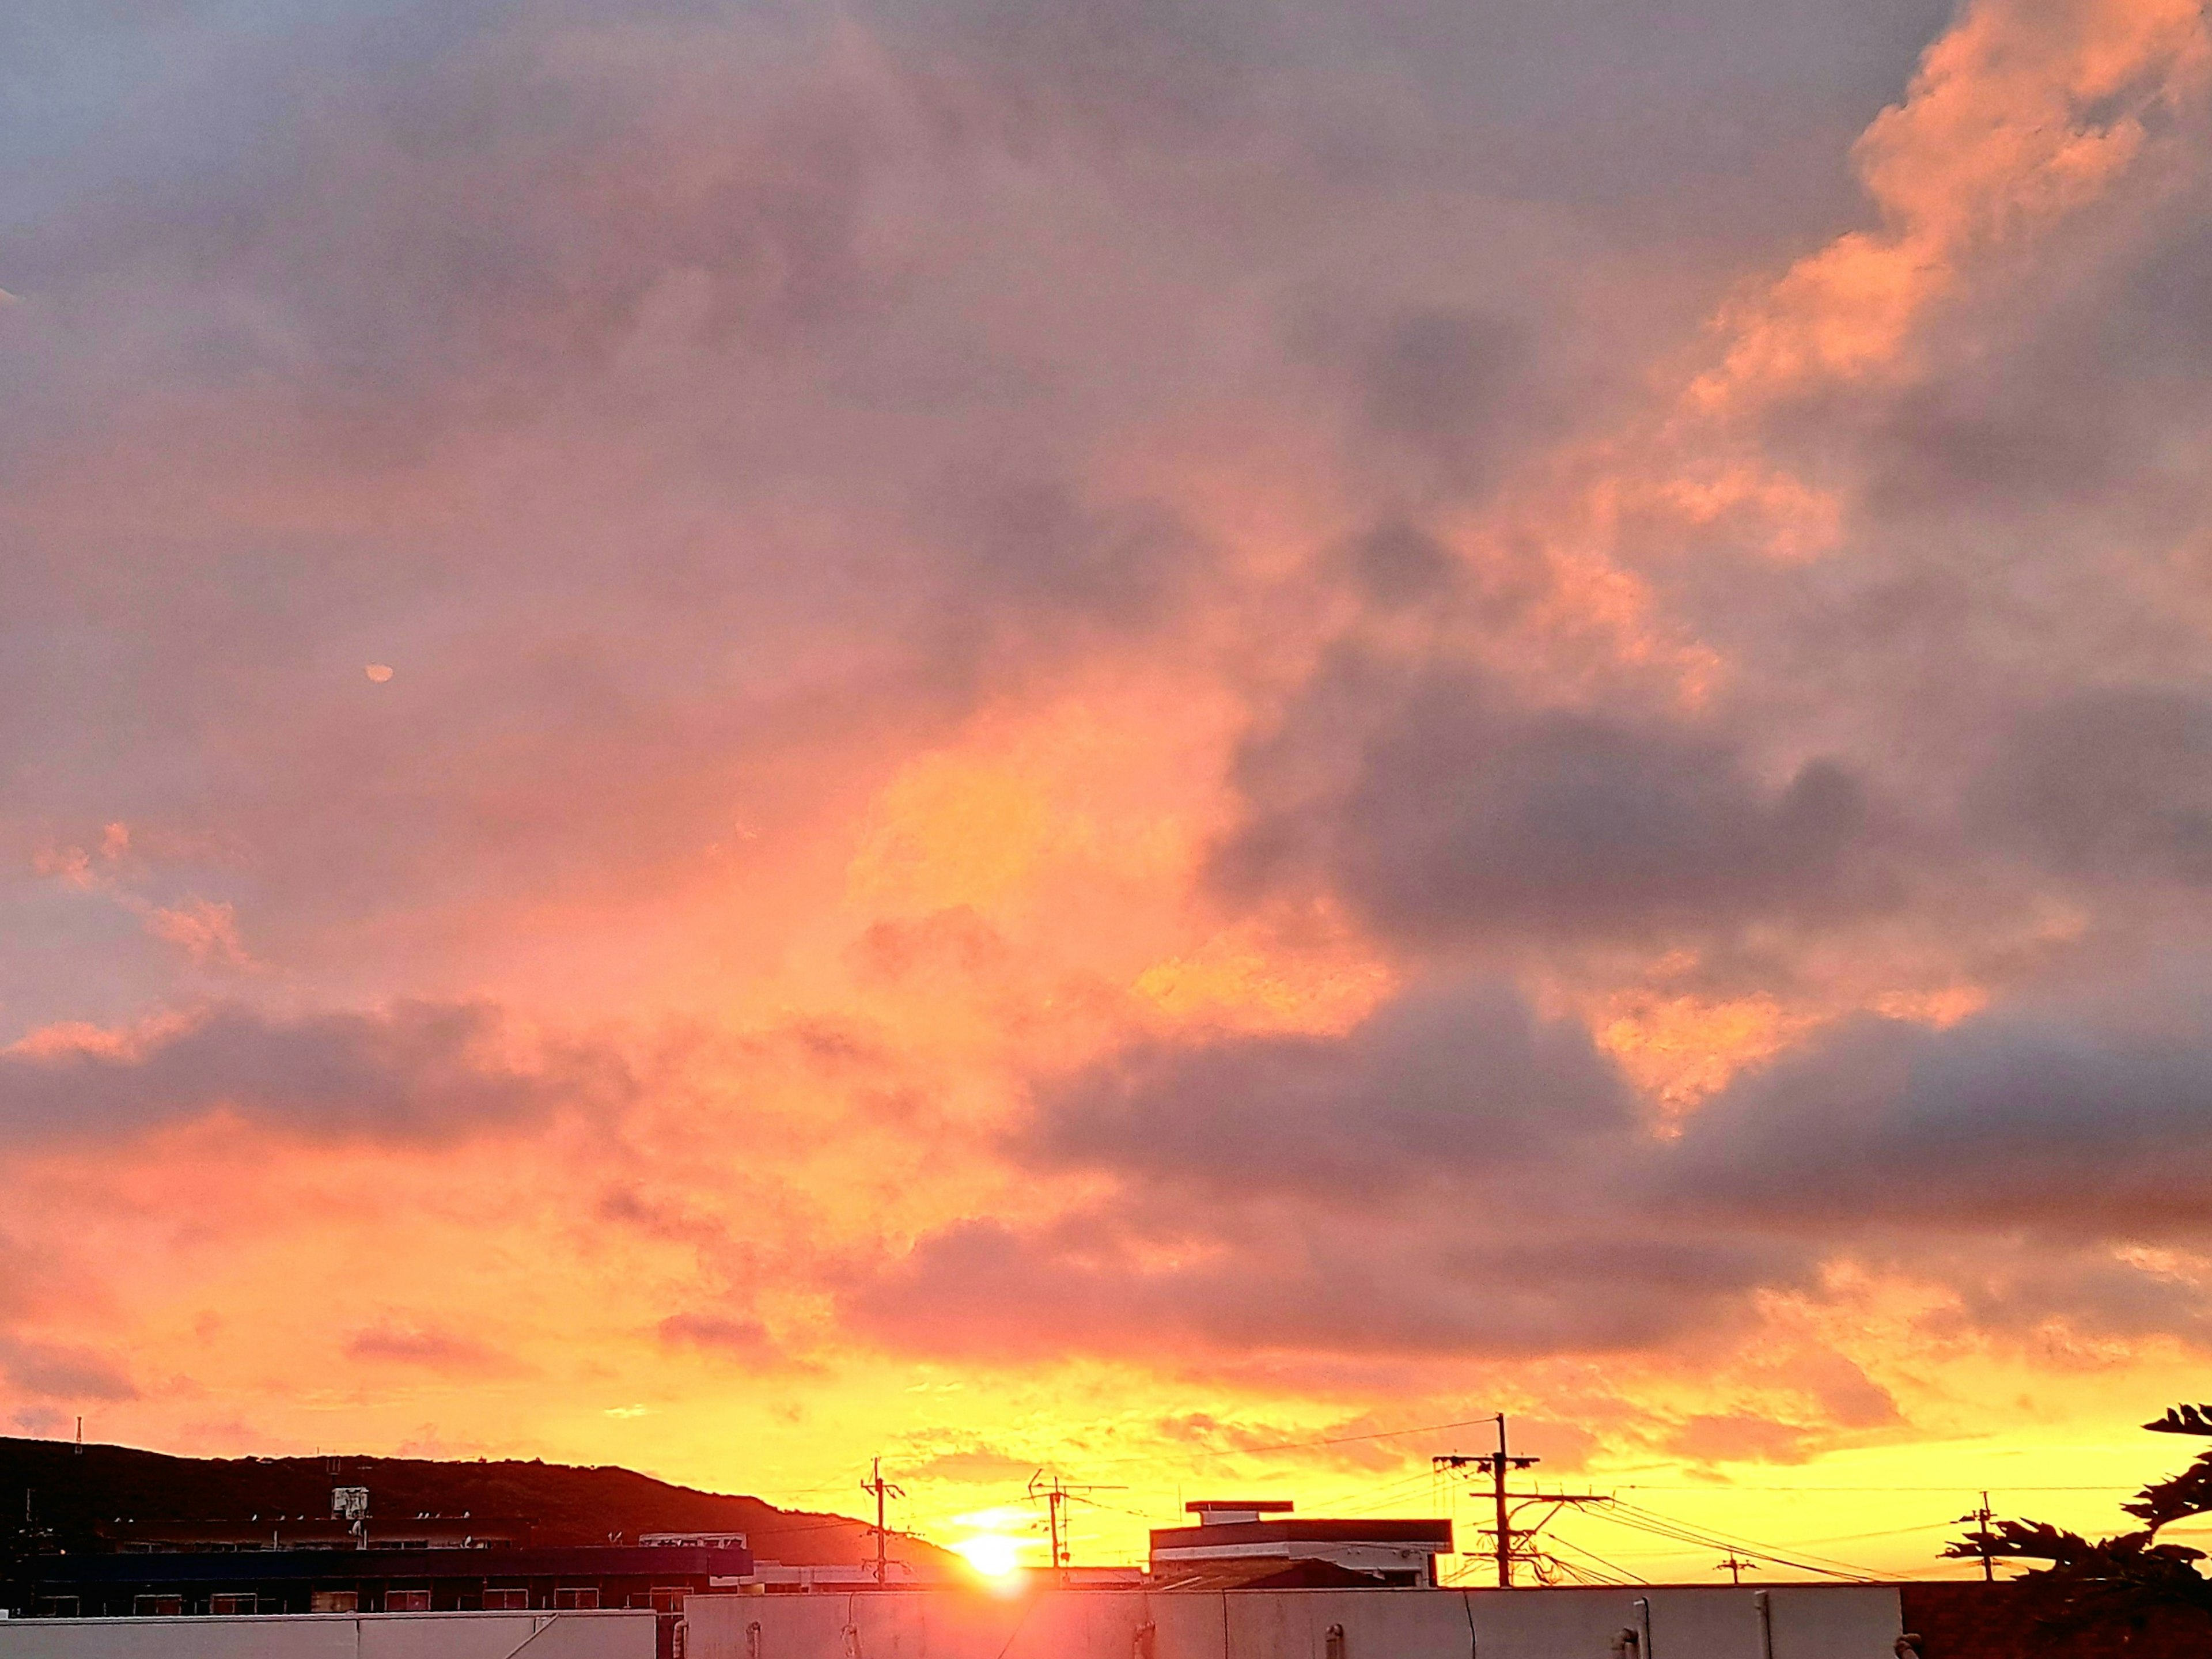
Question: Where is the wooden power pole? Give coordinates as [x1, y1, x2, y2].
[863, 1457, 905, 1585]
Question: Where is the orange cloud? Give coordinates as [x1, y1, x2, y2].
[1697, 0, 2208, 407]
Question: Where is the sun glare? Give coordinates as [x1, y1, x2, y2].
[951, 1533, 1027, 1578]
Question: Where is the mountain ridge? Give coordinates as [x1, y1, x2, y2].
[0, 1436, 956, 1570]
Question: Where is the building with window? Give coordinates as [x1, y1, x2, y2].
[8, 1542, 752, 1620]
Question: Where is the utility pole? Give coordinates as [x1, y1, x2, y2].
[1717, 1554, 1757, 1585]
[1491, 1415, 1521, 1588]
[1955, 1493, 1997, 1584]
[1435, 1415, 1539, 1586]
[1436, 1418, 1610, 1588]
[862, 1457, 905, 1585]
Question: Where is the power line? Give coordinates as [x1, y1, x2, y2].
[1041, 1411, 1511, 1471]
[1615, 1483, 2138, 1494]
[1584, 1499, 1889, 1582]
[1541, 1532, 1646, 1587]
[1608, 1503, 1878, 1578]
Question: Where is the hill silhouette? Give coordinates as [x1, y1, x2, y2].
[0, 1437, 955, 1571]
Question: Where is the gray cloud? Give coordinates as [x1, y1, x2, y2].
[0, 1335, 137, 1404]
[1969, 687, 2212, 887]
[0, 1002, 622, 1145]
[345, 1321, 528, 1378]
[847, 975, 1808, 1363]
[656, 1310, 812, 1374]
[856, 957, 2212, 1366]
[1667, 990, 2212, 1236]
[1028, 977, 1631, 1202]
[1218, 657, 1888, 949]
[846, 1211, 1793, 1364]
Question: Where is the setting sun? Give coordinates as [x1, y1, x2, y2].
[950, 1534, 1028, 1580]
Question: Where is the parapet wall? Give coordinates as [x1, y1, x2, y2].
[0, 1609, 658, 1659]
[682, 1583, 1904, 1659]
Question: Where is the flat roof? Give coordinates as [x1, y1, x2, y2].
[1150, 1518, 1453, 1550]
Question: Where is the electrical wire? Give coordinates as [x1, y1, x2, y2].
[1613, 1498, 1883, 1573]
[1540, 1531, 1647, 1586]
[1582, 1501, 1887, 1581]
[1615, 1483, 2138, 1493]
[1059, 1412, 1508, 1469]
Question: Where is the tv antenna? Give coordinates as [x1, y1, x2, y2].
[1027, 1472, 1125, 1577]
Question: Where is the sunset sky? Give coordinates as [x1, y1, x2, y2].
[5, 0, 2212, 1585]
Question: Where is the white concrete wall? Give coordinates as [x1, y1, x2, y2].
[683, 1584, 1903, 1659]
[0, 1610, 657, 1659]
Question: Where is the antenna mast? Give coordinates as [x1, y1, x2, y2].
[1027, 1472, 1124, 1579]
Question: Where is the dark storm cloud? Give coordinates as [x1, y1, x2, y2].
[1217, 657, 1887, 948]
[0, 1002, 623, 1144]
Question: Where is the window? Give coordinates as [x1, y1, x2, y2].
[386, 1588, 432, 1612]
[35, 1597, 78, 1618]
[554, 1586, 600, 1610]
[483, 1588, 530, 1611]
[311, 1590, 359, 1613]
[211, 1593, 257, 1615]
[133, 1595, 183, 1617]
